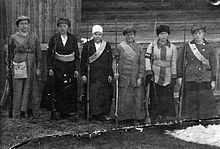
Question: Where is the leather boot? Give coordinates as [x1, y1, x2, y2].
[20, 111, 26, 118]
[28, 109, 34, 118]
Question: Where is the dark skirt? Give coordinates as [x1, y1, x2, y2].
[89, 80, 112, 116]
[182, 81, 218, 120]
[149, 81, 175, 121]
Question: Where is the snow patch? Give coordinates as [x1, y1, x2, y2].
[166, 124, 220, 147]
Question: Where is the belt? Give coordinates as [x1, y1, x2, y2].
[55, 52, 75, 62]
[153, 60, 171, 67]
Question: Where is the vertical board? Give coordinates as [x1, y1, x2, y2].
[5, 0, 82, 43]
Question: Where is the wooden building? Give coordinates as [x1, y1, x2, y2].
[1, 0, 220, 97]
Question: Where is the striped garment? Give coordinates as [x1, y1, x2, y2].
[145, 40, 177, 86]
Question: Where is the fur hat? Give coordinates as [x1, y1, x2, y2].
[122, 26, 136, 36]
[191, 24, 206, 34]
[57, 17, 71, 27]
[16, 15, 30, 26]
[156, 25, 170, 36]
[92, 25, 103, 34]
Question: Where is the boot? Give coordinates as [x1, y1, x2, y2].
[28, 109, 34, 118]
[20, 111, 26, 118]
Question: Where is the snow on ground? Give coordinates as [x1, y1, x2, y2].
[166, 124, 220, 147]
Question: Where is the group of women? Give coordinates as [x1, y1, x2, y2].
[7, 15, 218, 125]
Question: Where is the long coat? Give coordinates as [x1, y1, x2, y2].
[111, 41, 146, 121]
[47, 32, 79, 113]
[8, 32, 41, 117]
[80, 39, 113, 116]
[177, 39, 218, 119]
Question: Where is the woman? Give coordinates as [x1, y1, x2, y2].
[177, 24, 218, 120]
[8, 15, 41, 118]
[80, 25, 113, 122]
[111, 26, 146, 125]
[47, 17, 79, 119]
[145, 25, 177, 123]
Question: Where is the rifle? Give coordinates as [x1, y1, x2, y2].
[178, 21, 187, 120]
[86, 22, 90, 121]
[7, 35, 13, 118]
[150, 19, 160, 118]
[114, 18, 119, 127]
[48, 37, 58, 120]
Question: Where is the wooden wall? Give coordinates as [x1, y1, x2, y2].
[5, 0, 82, 43]
[0, 0, 7, 97]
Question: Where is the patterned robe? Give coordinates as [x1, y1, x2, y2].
[8, 32, 41, 117]
[111, 41, 146, 121]
[177, 39, 218, 120]
[80, 39, 113, 117]
[145, 40, 177, 121]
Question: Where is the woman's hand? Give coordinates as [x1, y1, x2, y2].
[137, 78, 142, 87]
[211, 81, 216, 90]
[108, 76, 112, 83]
[48, 69, 54, 76]
[74, 71, 79, 78]
[82, 75, 87, 83]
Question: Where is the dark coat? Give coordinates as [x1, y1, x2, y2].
[47, 32, 79, 73]
[80, 39, 113, 83]
[177, 39, 217, 82]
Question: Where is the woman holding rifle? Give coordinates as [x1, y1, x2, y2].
[80, 25, 113, 122]
[145, 25, 177, 123]
[8, 16, 41, 118]
[47, 18, 79, 119]
[112, 26, 146, 125]
[177, 24, 218, 120]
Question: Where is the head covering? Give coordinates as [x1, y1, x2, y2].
[92, 25, 103, 34]
[57, 17, 71, 27]
[191, 24, 206, 34]
[122, 26, 136, 36]
[156, 25, 170, 36]
[16, 15, 30, 26]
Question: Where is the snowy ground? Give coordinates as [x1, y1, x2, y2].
[166, 124, 220, 147]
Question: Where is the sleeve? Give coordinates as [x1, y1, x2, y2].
[35, 34, 42, 70]
[80, 42, 88, 77]
[47, 35, 55, 70]
[209, 45, 217, 81]
[73, 36, 80, 71]
[138, 45, 145, 78]
[177, 43, 186, 78]
[145, 42, 153, 76]
[171, 44, 177, 78]
[107, 43, 113, 77]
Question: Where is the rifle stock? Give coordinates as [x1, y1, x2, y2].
[114, 18, 119, 127]
[7, 35, 13, 118]
[86, 22, 90, 121]
[178, 21, 187, 120]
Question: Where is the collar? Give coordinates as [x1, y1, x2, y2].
[190, 39, 209, 45]
[157, 40, 171, 48]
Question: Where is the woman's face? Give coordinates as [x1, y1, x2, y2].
[18, 20, 29, 32]
[58, 23, 69, 35]
[158, 32, 169, 42]
[192, 29, 205, 42]
[125, 32, 135, 43]
[93, 32, 103, 43]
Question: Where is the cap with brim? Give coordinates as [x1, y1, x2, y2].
[191, 24, 206, 34]
[122, 26, 136, 36]
[57, 18, 71, 27]
[16, 15, 30, 26]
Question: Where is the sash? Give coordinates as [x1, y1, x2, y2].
[188, 42, 210, 67]
[120, 41, 137, 58]
[89, 41, 106, 63]
[55, 52, 75, 62]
